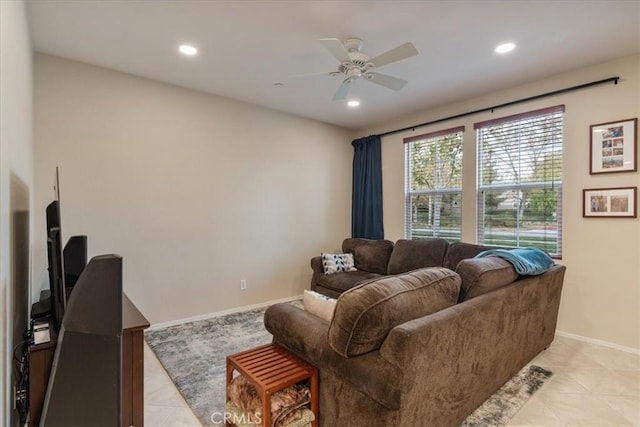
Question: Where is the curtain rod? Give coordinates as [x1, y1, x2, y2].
[378, 76, 620, 138]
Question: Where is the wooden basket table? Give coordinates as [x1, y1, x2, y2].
[226, 344, 318, 427]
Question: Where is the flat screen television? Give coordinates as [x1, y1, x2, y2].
[45, 224, 66, 332]
[32, 168, 88, 332]
[45, 167, 87, 288]
[31, 202, 88, 331]
[29, 199, 67, 332]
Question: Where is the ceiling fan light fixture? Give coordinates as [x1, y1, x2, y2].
[179, 44, 198, 56]
[347, 68, 362, 79]
[494, 42, 516, 54]
[347, 100, 360, 108]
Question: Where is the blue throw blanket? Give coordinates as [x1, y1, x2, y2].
[475, 248, 555, 275]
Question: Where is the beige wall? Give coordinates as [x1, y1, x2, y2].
[30, 49, 640, 349]
[361, 55, 640, 350]
[0, 1, 34, 423]
[33, 54, 354, 325]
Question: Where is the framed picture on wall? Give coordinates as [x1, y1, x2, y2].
[590, 118, 637, 174]
[583, 187, 637, 218]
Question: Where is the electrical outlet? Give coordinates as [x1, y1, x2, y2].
[240, 279, 247, 291]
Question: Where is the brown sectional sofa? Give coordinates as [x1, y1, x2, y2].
[311, 237, 491, 298]
[266, 239, 565, 426]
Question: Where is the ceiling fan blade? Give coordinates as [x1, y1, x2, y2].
[369, 42, 418, 68]
[367, 72, 408, 91]
[288, 71, 340, 79]
[320, 38, 352, 63]
[332, 79, 352, 101]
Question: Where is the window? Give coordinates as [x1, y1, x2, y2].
[405, 127, 464, 242]
[475, 105, 564, 256]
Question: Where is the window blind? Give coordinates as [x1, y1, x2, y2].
[475, 106, 564, 256]
[405, 127, 464, 242]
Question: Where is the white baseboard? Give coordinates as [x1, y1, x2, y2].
[147, 295, 303, 331]
[556, 330, 640, 355]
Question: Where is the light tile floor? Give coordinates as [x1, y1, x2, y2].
[144, 335, 640, 426]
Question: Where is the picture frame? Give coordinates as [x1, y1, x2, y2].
[583, 187, 637, 218]
[590, 118, 637, 174]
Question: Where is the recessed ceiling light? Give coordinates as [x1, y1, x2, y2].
[179, 44, 198, 56]
[494, 42, 516, 54]
[347, 100, 360, 108]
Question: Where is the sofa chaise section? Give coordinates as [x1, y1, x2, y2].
[265, 263, 566, 426]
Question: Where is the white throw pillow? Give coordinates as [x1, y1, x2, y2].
[302, 290, 337, 323]
[321, 253, 357, 274]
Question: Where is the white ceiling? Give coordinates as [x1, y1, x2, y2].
[26, 0, 640, 130]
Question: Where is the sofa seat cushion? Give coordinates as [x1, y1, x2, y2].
[342, 238, 394, 275]
[387, 238, 449, 275]
[316, 270, 382, 294]
[328, 267, 461, 357]
[456, 256, 519, 302]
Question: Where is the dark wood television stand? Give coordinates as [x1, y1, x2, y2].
[28, 294, 150, 426]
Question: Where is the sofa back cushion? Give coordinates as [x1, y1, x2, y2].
[456, 256, 519, 302]
[328, 267, 461, 357]
[443, 242, 492, 270]
[342, 238, 394, 275]
[386, 238, 449, 275]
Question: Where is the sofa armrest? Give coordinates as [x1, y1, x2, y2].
[264, 303, 404, 409]
[265, 303, 328, 356]
[310, 256, 323, 275]
[310, 256, 324, 293]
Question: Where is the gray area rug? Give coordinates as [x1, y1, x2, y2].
[145, 304, 552, 426]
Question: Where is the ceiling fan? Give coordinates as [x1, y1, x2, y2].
[294, 37, 419, 101]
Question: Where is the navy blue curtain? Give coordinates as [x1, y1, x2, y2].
[352, 135, 383, 239]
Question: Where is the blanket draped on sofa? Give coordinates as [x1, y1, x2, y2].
[475, 247, 554, 275]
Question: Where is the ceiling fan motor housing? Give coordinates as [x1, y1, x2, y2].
[339, 52, 374, 78]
